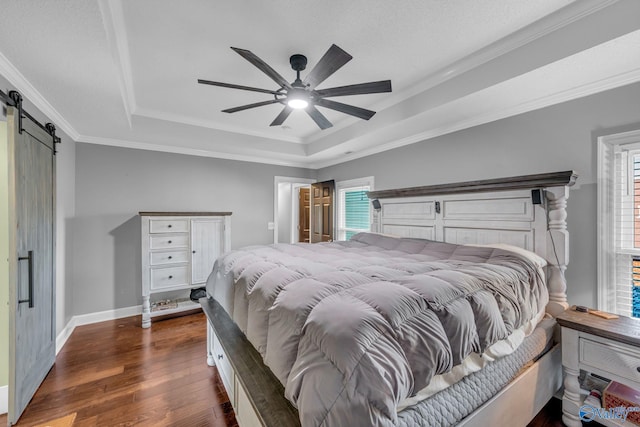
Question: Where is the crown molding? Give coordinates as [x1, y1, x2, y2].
[98, 0, 135, 128]
[308, 66, 640, 169]
[77, 134, 311, 168]
[75, 65, 640, 171]
[2, 43, 637, 172]
[133, 107, 304, 144]
[0, 51, 80, 141]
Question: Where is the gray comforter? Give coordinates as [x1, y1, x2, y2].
[206, 233, 547, 427]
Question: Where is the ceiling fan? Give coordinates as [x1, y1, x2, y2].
[198, 44, 392, 130]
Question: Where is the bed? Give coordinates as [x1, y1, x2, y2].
[201, 170, 577, 427]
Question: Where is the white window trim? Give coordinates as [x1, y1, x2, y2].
[597, 129, 640, 313]
[335, 176, 374, 241]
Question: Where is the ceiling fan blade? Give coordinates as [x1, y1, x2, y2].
[306, 105, 333, 130]
[303, 44, 352, 90]
[231, 47, 292, 90]
[222, 99, 282, 113]
[315, 80, 392, 98]
[270, 106, 293, 127]
[316, 98, 376, 120]
[198, 79, 284, 96]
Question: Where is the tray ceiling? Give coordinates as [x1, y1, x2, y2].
[0, 0, 639, 168]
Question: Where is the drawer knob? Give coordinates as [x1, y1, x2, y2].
[169, 275, 173, 279]
[168, 240, 172, 244]
[217, 354, 223, 360]
[168, 256, 172, 259]
[168, 224, 172, 228]
[192, 250, 196, 254]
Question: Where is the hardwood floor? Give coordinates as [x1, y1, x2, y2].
[0, 312, 569, 426]
[1, 313, 236, 427]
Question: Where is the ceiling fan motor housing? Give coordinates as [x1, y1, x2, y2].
[289, 54, 307, 71]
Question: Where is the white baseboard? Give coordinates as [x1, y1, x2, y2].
[56, 305, 142, 354]
[0, 385, 7, 415]
[55, 317, 77, 355]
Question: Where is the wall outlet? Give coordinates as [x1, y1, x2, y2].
[267, 222, 275, 230]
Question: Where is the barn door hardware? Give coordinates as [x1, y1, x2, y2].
[1, 89, 62, 152]
[8, 90, 23, 134]
[45, 123, 61, 155]
[18, 251, 34, 308]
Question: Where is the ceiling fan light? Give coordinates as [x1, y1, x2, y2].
[287, 87, 309, 109]
[287, 98, 308, 109]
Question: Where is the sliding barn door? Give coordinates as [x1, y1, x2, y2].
[310, 180, 334, 243]
[8, 106, 56, 425]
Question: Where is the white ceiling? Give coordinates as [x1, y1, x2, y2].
[0, 0, 639, 168]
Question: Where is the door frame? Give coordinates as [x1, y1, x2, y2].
[273, 176, 315, 244]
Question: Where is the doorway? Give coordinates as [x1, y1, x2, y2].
[273, 177, 315, 244]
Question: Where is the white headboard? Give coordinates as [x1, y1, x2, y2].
[367, 171, 578, 317]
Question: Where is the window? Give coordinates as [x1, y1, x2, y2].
[336, 177, 374, 241]
[598, 130, 640, 317]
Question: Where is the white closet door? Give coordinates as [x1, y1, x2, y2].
[191, 219, 223, 285]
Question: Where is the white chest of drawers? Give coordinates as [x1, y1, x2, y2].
[140, 212, 231, 328]
[557, 309, 640, 427]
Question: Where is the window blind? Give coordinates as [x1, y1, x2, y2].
[344, 190, 369, 239]
[337, 187, 370, 240]
[610, 146, 640, 317]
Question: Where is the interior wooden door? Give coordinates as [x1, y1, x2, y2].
[8, 107, 56, 425]
[298, 187, 310, 243]
[310, 180, 334, 243]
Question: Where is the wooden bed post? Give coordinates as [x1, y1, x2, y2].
[545, 185, 570, 317]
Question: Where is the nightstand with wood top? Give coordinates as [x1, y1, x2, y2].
[557, 309, 640, 427]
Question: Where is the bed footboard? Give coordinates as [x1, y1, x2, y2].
[201, 297, 300, 427]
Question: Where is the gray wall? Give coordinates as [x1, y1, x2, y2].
[318, 82, 640, 308]
[55, 127, 76, 334]
[73, 144, 313, 315]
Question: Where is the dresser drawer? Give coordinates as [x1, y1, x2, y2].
[149, 219, 189, 234]
[149, 234, 189, 250]
[580, 337, 640, 382]
[150, 250, 189, 266]
[150, 266, 189, 290]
